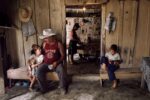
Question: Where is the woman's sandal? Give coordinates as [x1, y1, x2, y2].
[29, 87, 33, 91]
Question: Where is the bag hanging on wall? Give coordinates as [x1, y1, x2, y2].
[105, 12, 116, 33]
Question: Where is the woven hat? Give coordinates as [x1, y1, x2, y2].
[39, 29, 56, 39]
[19, 6, 32, 22]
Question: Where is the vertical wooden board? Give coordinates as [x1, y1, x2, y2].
[129, 0, 138, 67]
[121, 0, 133, 65]
[0, 39, 5, 94]
[61, 0, 66, 43]
[50, 0, 64, 41]
[6, 30, 19, 66]
[15, 30, 26, 67]
[118, 0, 124, 50]
[23, 36, 37, 65]
[119, 0, 138, 67]
[20, 0, 38, 65]
[101, 4, 106, 56]
[134, 0, 150, 66]
[149, 2, 150, 56]
[35, 0, 50, 45]
[105, 0, 120, 51]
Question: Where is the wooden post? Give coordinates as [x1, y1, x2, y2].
[101, 4, 106, 56]
[0, 45, 5, 94]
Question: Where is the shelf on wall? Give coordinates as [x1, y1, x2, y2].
[0, 26, 17, 30]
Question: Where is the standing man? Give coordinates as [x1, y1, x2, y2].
[37, 29, 67, 94]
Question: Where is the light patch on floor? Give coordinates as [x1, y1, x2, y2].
[6, 80, 150, 100]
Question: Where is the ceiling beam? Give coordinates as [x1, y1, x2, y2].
[65, 0, 109, 6]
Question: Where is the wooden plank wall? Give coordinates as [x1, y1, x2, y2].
[14, 0, 106, 67]
[134, 0, 150, 66]
[103, 0, 150, 67]
[8, 0, 65, 67]
[5, 0, 108, 67]
[5, 0, 150, 68]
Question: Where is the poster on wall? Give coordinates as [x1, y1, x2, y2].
[66, 17, 101, 44]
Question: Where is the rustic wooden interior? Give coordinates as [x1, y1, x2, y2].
[0, 0, 150, 94]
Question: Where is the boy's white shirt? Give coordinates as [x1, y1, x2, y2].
[105, 52, 121, 61]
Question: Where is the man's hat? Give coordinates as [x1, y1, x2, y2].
[39, 29, 56, 39]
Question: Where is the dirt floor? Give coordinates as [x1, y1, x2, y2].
[1, 61, 150, 100]
[1, 80, 150, 100]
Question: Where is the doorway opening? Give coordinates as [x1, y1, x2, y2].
[65, 4, 101, 75]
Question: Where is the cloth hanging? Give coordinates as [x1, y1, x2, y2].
[21, 19, 36, 37]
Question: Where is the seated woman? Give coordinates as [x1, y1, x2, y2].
[100, 44, 121, 89]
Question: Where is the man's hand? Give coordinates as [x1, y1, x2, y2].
[114, 61, 119, 65]
[52, 62, 57, 68]
[31, 65, 35, 68]
[109, 60, 112, 64]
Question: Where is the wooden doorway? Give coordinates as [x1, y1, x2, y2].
[65, 4, 102, 75]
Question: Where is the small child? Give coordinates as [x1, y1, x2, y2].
[28, 46, 44, 91]
[31, 44, 38, 55]
[100, 44, 121, 89]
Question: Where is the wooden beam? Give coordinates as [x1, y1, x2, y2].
[65, 0, 109, 6]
